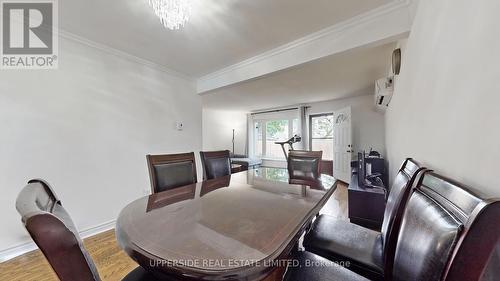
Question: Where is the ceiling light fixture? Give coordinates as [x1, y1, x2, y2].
[148, 0, 192, 30]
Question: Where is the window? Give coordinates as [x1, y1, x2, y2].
[310, 113, 334, 160]
[253, 117, 299, 159]
[266, 120, 289, 158]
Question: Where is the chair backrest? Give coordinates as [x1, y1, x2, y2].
[146, 152, 197, 194]
[381, 158, 425, 272]
[15, 179, 101, 281]
[446, 200, 499, 281]
[287, 150, 322, 185]
[392, 171, 496, 281]
[479, 245, 500, 281]
[423, 173, 499, 281]
[200, 150, 231, 180]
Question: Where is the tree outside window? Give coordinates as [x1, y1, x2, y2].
[266, 120, 289, 158]
[310, 114, 334, 160]
[253, 118, 298, 159]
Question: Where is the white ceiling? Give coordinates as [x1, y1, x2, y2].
[201, 43, 395, 111]
[60, 0, 392, 77]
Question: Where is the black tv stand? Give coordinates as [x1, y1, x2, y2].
[348, 169, 386, 230]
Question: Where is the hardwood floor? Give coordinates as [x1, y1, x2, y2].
[0, 230, 137, 281]
[321, 181, 349, 220]
[0, 183, 348, 281]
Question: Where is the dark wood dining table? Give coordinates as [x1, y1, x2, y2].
[116, 167, 337, 281]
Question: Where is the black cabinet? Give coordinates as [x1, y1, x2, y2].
[348, 173, 386, 230]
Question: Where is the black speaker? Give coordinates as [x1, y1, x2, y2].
[392, 48, 401, 75]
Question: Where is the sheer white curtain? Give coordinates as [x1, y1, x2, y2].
[247, 113, 254, 157]
[297, 105, 308, 150]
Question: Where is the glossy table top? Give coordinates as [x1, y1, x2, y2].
[116, 167, 336, 280]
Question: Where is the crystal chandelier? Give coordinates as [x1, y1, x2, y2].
[148, 0, 192, 30]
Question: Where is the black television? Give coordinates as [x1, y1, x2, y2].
[357, 152, 366, 187]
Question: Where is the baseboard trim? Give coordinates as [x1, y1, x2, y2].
[0, 241, 38, 263]
[0, 220, 116, 263]
[79, 220, 116, 240]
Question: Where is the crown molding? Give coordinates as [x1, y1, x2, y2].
[200, 0, 411, 80]
[0, 220, 116, 263]
[197, 0, 413, 94]
[56, 29, 194, 82]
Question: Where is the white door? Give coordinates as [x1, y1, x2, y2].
[333, 107, 352, 183]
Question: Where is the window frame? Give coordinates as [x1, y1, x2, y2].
[253, 117, 299, 160]
[309, 113, 334, 160]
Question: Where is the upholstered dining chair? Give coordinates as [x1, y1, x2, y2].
[15, 179, 159, 281]
[199, 150, 231, 180]
[287, 150, 323, 185]
[286, 170, 500, 281]
[146, 152, 197, 194]
[303, 158, 424, 280]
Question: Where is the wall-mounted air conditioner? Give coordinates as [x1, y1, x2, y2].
[375, 76, 394, 109]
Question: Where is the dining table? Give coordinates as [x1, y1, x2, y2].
[116, 167, 337, 281]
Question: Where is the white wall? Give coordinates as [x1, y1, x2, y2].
[308, 94, 386, 156]
[0, 37, 202, 258]
[386, 0, 500, 197]
[202, 109, 247, 155]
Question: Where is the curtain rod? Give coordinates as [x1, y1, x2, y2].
[250, 106, 310, 116]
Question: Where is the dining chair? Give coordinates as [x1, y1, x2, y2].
[146, 152, 197, 194]
[287, 150, 323, 185]
[285, 170, 500, 281]
[199, 150, 231, 180]
[15, 179, 160, 281]
[303, 158, 424, 280]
